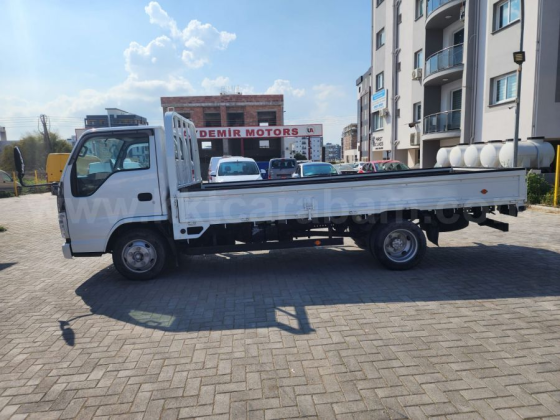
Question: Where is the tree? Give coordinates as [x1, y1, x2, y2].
[0, 131, 71, 174]
[293, 153, 307, 160]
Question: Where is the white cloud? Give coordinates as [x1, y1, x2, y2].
[201, 76, 230, 93]
[144, 2, 236, 69]
[265, 79, 305, 97]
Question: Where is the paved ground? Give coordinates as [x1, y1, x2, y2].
[1, 193, 560, 420]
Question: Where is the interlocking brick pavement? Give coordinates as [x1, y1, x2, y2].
[1, 193, 560, 419]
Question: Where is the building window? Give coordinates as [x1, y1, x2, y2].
[226, 112, 244, 126]
[376, 28, 385, 49]
[494, 0, 520, 31]
[415, 0, 424, 19]
[375, 72, 384, 91]
[179, 112, 191, 120]
[376, 0, 384, 6]
[257, 111, 277, 126]
[414, 50, 423, 69]
[372, 112, 384, 131]
[259, 140, 270, 148]
[491, 72, 517, 104]
[413, 102, 422, 122]
[204, 113, 221, 127]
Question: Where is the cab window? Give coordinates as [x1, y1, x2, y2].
[72, 133, 150, 197]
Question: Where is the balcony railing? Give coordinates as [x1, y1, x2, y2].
[427, 0, 457, 16]
[423, 110, 461, 134]
[425, 43, 464, 78]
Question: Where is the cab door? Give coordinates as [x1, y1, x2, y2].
[63, 130, 162, 254]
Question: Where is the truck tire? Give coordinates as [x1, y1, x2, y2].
[370, 220, 426, 270]
[112, 228, 168, 280]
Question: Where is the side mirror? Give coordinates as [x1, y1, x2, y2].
[210, 172, 216, 177]
[13, 146, 25, 184]
[260, 169, 266, 174]
[292, 173, 300, 178]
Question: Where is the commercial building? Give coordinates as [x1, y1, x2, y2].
[324, 143, 343, 162]
[84, 108, 148, 129]
[289, 137, 323, 161]
[341, 123, 358, 163]
[356, 68, 373, 161]
[370, 0, 560, 168]
[161, 93, 324, 177]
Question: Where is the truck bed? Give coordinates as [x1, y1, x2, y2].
[174, 168, 526, 233]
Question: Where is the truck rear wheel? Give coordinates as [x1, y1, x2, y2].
[112, 229, 167, 280]
[370, 220, 426, 270]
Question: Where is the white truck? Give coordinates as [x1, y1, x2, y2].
[57, 113, 527, 280]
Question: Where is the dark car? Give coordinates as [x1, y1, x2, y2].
[268, 158, 297, 179]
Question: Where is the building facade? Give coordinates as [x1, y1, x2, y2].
[84, 108, 148, 129]
[341, 123, 358, 163]
[356, 68, 373, 161]
[324, 143, 343, 162]
[289, 137, 323, 161]
[161, 94, 284, 178]
[371, 0, 560, 168]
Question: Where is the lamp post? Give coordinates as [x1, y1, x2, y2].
[512, 0, 525, 168]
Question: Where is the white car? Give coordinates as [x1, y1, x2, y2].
[213, 157, 263, 183]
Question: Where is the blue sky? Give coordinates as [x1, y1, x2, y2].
[0, 0, 371, 143]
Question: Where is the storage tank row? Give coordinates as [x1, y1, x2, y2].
[435, 138, 555, 169]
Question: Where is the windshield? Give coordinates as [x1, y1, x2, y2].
[218, 161, 260, 176]
[302, 164, 336, 177]
[270, 159, 296, 169]
[377, 162, 410, 171]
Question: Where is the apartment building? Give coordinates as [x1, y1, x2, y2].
[289, 137, 323, 161]
[356, 67, 372, 160]
[371, 0, 560, 168]
[341, 123, 358, 163]
[324, 143, 343, 162]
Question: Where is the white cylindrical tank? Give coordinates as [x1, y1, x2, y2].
[464, 143, 486, 167]
[480, 141, 504, 168]
[499, 138, 556, 168]
[436, 147, 452, 167]
[449, 145, 469, 167]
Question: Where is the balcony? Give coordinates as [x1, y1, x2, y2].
[422, 110, 461, 140]
[426, 0, 463, 29]
[424, 44, 463, 86]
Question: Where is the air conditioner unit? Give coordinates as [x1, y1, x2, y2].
[412, 68, 423, 80]
[410, 132, 420, 146]
[379, 108, 389, 117]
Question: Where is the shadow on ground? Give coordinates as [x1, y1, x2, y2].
[72, 243, 560, 337]
[0, 263, 16, 272]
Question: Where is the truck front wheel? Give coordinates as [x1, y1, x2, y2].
[370, 220, 426, 270]
[112, 229, 167, 280]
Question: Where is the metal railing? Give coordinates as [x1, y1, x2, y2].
[427, 0, 458, 16]
[425, 43, 464, 78]
[423, 110, 462, 134]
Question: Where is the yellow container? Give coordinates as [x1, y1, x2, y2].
[46, 153, 70, 183]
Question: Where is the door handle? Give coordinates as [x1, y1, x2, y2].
[138, 193, 152, 202]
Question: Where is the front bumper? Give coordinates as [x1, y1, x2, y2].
[62, 243, 73, 259]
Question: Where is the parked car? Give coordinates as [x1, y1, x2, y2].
[268, 158, 297, 179]
[292, 162, 339, 178]
[359, 160, 410, 173]
[207, 156, 230, 182]
[335, 163, 358, 175]
[0, 170, 22, 195]
[213, 157, 264, 182]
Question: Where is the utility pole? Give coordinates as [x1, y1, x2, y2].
[512, 0, 525, 167]
[39, 114, 52, 154]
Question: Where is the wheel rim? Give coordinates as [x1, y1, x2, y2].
[122, 239, 157, 273]
[382, 229, 418, 263]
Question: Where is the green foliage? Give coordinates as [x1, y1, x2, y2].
[526, 172, 552, 205]
[293, 153, 307, 160]
[0, 131, 71, 173]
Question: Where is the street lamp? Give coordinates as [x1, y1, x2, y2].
[512, 0, 525, 168]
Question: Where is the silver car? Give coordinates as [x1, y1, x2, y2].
[0, 170, 22, 195]
[268, 158, 297, 179]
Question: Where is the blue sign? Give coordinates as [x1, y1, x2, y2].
[371, 89, 387, 112]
